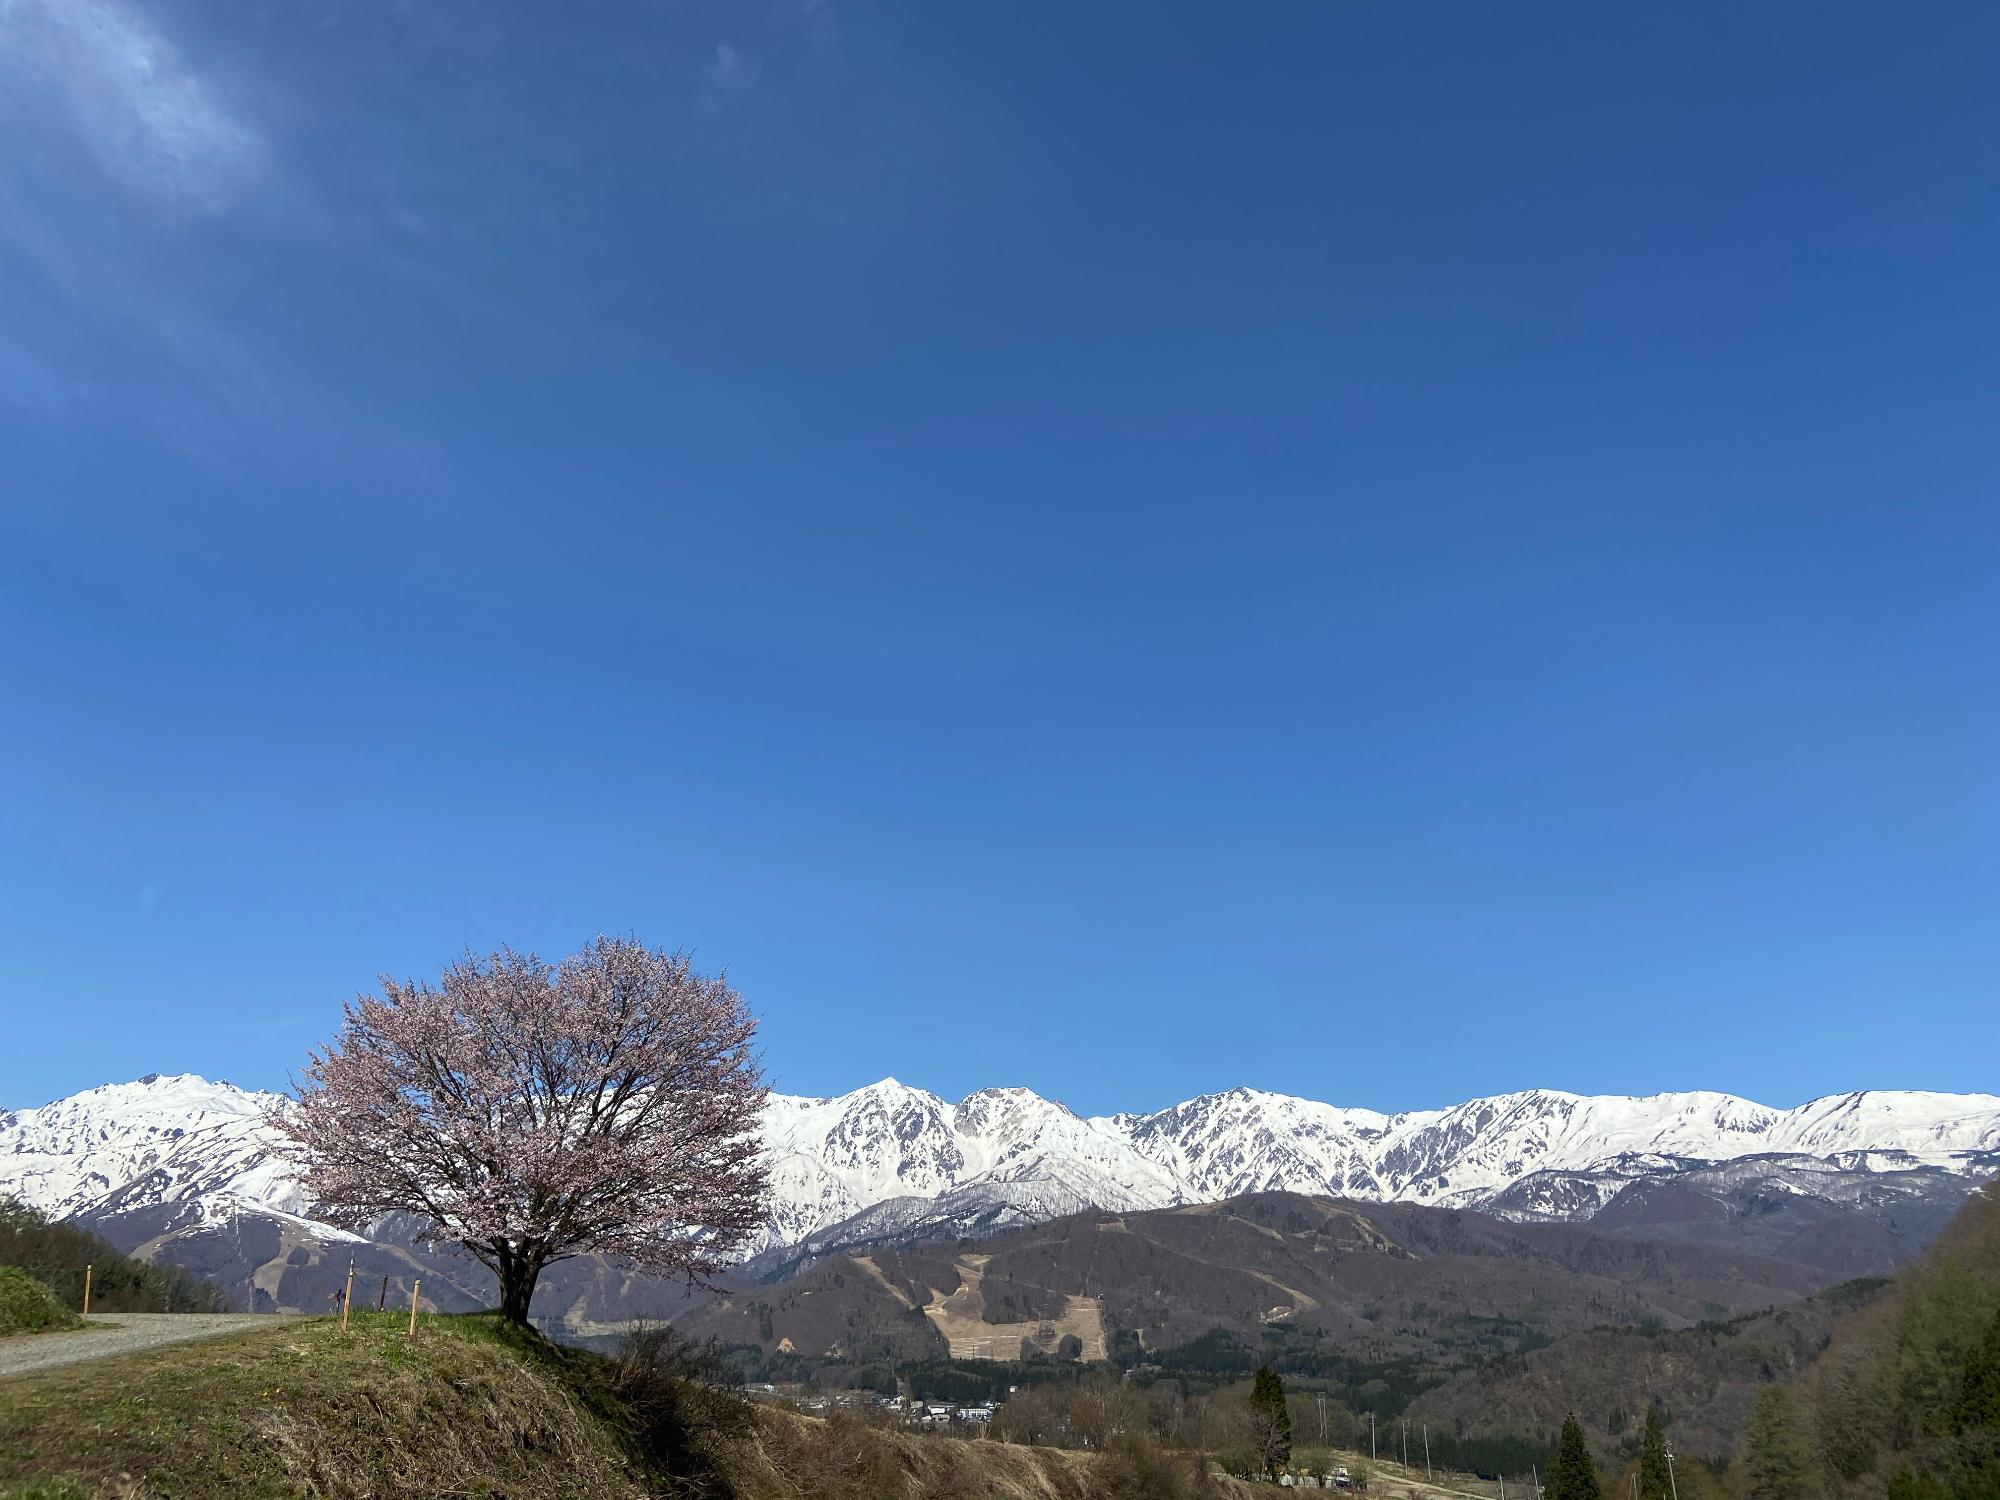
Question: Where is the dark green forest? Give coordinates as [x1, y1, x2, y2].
[0, 1197, 225, 1314]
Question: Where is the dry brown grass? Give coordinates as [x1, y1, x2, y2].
[723, 1408, 1260, 1500]
[0, 1311, 1260, 1500]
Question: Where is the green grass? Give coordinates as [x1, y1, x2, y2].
[0, 1311, 650, 1500]
[0, 1311, 1265, 1500]
[0, 1269, 82, 1339]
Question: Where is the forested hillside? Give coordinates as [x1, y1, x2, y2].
[1413, 1182, 1999, 1499]
[680, 1191, 1838, 1403]
[1797, 1182, 1999, 1498]
[1407, 1276, 1893, 1464]
[0, 1195, 223, 1314]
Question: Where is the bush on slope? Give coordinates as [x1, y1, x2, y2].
[0, 1268, 82, 1337]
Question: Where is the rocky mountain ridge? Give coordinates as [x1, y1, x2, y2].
[2, 1073, 1994, 1321]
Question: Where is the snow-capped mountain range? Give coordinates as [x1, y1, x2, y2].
[4, 1073, 1996, 1261]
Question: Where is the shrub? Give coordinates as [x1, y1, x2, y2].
[0, 1267, 83, 1337]
[583, 1322, 756, 1489]
[1086, 1432, 1196, 1499]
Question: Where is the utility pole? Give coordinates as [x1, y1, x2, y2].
[1532, 1465, 1541, 1500]
[1423, 1423, 1432, 1481]
[1370, 1412, 1377, 1462]
[1402, 1420, 1409, 1469]
[1666, 1446, 1680, 1500]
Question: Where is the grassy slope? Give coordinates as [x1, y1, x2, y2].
[0, 1313, 647, 1500]
[0, 1311, 1258, 1500]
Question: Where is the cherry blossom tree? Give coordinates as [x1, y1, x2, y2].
[280, 937, 768, 1325]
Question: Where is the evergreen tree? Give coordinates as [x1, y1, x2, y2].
[1945, 1306, 2000, 1500]
[1546, 1415, 1601, 1500]
[1950, 1304, 2000, 1435]
[1638, 1407, 1673, 1500]
[1249, 1365, 1293, 1479]
[1741, 1384, 1818, 1500]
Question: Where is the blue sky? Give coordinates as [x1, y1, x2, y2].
[2, 1, 1994, 1116]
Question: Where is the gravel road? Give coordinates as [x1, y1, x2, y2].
[0, 1313, 311, 1381]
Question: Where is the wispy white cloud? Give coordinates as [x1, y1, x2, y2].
[0, 0, 276, 447]
[0, 0, 265, 214]
[701, 42, 762, 113]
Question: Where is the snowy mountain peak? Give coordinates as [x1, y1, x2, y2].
[5, 1073, 1996, 1260]
[0, 1071, 293, 1223]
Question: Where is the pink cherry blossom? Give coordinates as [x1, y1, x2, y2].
[277, 936, 768, 1325]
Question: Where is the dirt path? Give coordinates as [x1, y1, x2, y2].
[0, 1313, 310, 1381]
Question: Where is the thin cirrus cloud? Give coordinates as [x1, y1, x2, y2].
[0, 0, 272, 431]
[700, 42, 763, 112]
[0, 0, 265, 214]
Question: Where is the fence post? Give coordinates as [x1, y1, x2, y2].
[377, 1275, 389, 1312]
[341, 1256, 356, 1332]
[408, 1280, 421, 1336]
[81, 1263, 92, 1317]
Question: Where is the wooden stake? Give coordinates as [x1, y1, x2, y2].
[378, 1275, 389, 1312]
[341, 1256, 356, 1332]
[81, 1263, 92, 1317]
[408, 1280, 421, 1336]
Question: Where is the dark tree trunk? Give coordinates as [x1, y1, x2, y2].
[499, 1271, 536, 1325]
[493, 1244, 543, 1326]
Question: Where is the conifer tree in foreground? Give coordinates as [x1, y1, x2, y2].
[1741, 1384, 1818, 1500]
[1249, 1365, 1293, 1479]
[1547, 1415, 1602, 1500]
[1638, 1406, 1674, 1500]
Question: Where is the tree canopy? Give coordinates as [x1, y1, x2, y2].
[1741, 1384, 1817, 1500]
[1249, 1365, 1293, 1478]
[1547, 1415, 1601, 1500]
[1638, 1406, 1673, 1500]
[282, 936, 768, 1324]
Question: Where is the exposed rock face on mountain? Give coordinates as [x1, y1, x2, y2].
[2, 1073, 1994, 1325]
